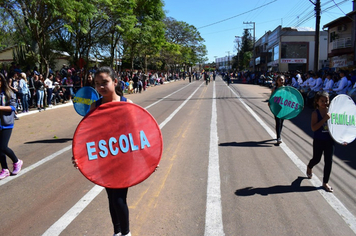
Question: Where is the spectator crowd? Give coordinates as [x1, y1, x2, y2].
[0, 63, 202, 115]
[222, 69, 356, 107]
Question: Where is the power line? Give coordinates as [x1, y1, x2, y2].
[197, 0, 278, 29]
[332, 0, 347, 15]
[288, 0, 350, 28]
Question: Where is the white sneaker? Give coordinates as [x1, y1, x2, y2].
[277, 138, 282, 144]
[113, 233, 122, 236]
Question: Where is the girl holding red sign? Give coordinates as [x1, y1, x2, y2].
[306, 91, 334, 192]
[93, 67, 135, 236]
[93, 67, 133, 236]
[73, 67, 133, 236]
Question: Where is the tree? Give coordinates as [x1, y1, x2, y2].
[0, 0, 77, 76]
[95, 0, 136, 69]
[163, 17, 206, 72]
[237, 29, 253, 70]
[123, 0, 166, 73]
[0, 9, 18, 50]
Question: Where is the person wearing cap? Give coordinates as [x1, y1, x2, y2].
[60, 64, 68, 78]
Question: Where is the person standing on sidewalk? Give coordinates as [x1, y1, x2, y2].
[0, 73, 23, 180]
[44, 73, 54, 108]
[18, 72, 30, 113]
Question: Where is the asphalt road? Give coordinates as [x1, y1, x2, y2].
[1, 76, 355, 236]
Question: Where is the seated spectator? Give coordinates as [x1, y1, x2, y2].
[52, 82, 65, 104]
[310, 72, 323, 92]
[291, 74, 299, 88]
[323, 73, 334, 92]
[333, 70, 348, 95]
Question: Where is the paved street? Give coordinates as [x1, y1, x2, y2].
[1, 76, 355, 236]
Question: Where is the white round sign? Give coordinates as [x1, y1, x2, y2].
[328, 94, 356, 144]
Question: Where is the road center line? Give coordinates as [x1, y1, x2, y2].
[227, 82, 356, 234]
[42, 82, 205, 236]
[205, 81, 225, 236]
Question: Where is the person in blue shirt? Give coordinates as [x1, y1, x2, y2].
[0, 73, 23, 180]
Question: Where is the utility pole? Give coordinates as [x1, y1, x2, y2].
[310, 0, 321, 72]
[244, 22, 255, 72]
[235, 36, 241, 70]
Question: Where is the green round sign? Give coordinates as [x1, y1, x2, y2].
[269, 86, 304, 119]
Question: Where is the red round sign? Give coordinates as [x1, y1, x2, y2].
[72, 102, 163, 188]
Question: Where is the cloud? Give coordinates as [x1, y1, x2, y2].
[293, 27, 315, 31]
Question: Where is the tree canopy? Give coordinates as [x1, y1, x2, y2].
[233, 28, 253, 71]
[0, 0, 208, 75]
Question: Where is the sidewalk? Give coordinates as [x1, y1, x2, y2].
[16, 101, 74, 118]
[16, 79, 184, 119]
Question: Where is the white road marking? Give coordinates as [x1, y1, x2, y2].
[42, 82, 204, 236]
[227, 83, 356, 234]
[42, 185, 104, 236]
[159, 83, 204, 129]
[145, 82, 193, 109]
[0, 146, 72, 187]
[205, 81, 225, 236]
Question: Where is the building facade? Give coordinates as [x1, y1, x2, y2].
[323, 6, 356, 71]
[215, 55, 234, 71]
[254, 26, 328, 73]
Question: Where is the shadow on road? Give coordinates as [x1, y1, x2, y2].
[234, 176, 320, 196]
[25, 138, 73, 144]
[230, 82, 356, 171]
[219, 139, 276, 147]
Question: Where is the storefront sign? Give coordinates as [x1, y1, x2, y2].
[332, 59, 347, 68]
[281, 58, 307, 64]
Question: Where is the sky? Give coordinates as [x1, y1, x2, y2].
[163, 0, 354, 62]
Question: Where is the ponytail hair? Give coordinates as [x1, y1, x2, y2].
[0, 72, 13, 100]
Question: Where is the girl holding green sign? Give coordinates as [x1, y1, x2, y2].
[269, 75, 285, 144]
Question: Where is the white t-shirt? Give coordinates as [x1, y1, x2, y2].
[45, 78, 54, 89]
